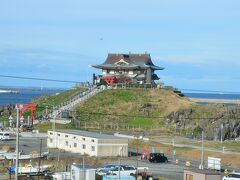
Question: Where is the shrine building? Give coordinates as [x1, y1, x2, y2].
[91, 53, 164, 85]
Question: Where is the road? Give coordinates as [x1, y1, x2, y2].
[0, 133, 237, 180]
[0, 137, 48, 154]
[152, 139, 240, 155]
[0, 137, 184, 179]
[111, 159, 184, 180]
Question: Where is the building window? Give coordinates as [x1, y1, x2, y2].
[82, 144, 86, 149]
[65, 135, 68, 138]
[91, 139, 95, 142]
[74, 143, 77, 148]
[82, 138, 85, 141]
[65, 141, 68, 146]
[91, 146, 95, 151]
[50, 132, 53, 135]
[49, 138, 53, 143]
[73, 136, 76, 139]
[57, 134, 60, 136]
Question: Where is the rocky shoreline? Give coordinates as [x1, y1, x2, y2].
[0, 104, 15, 117]
[166, 104, 240, 140]
[190, 97, 240, 104]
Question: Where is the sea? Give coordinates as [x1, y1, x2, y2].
[184, 92, 240, 100]
[0, 87, 65, 106]
[1, 87, 240, 106]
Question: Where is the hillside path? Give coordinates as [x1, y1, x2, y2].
[51, 86, 106, 118]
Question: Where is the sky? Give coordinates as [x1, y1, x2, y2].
[0, 0, 240, 92]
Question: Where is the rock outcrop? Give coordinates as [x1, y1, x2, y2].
[166, 105, 240, 140]
[0, 104, 15, 117]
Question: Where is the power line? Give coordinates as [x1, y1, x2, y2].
[35, 106, 240, 120]
[0, 74, 240, 94]
[74, 111, 240, 120]
[0, 74, 82, 84]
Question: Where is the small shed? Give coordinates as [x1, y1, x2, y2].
[183, 169, 221, 180]
[102, 175, 135, 180]
[71, 164, 96, 180]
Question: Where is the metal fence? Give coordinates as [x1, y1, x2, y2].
[71, 119, 169, 134]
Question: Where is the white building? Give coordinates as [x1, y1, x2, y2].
[47, 130, 128, 157]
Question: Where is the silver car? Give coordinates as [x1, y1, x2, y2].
[222, 173, 240, 180]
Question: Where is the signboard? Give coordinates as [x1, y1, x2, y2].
[208, 157, 221, 171]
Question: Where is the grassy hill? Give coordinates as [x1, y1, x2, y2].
[74, 89, 194, 128]
[27, 87, 86, 117]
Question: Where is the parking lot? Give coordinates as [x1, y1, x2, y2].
[0, 137, 48, 154]
[110, 159, 184, 180]
[0, 136, 185, 179]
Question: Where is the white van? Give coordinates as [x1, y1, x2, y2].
[0, 132, 11, 140]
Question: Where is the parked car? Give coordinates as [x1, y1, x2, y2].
[222, 173, 240, 180]
[0, 132, 10, 140]
[149, 153, 168, 163]
[21, 125, 33, 132]
[96, 164, 117, 175]
[108, 165, 136, 176]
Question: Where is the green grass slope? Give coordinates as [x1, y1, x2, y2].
[28, 87, 86, 117]
[74, 89, 194, 128]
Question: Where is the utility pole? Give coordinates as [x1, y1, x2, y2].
[136, 135, 139, 177]
[52, 106, 56, 131]
[37, 138, 42, 180]
[82, 156, 85, 180]
[118, 158, 121, 180]
[172, 138, 176, 161]
[46, 106, 48, 115]
[220, 124, 223, 144]
[15, 106, 20, 180]
[201, 131, 204, 169]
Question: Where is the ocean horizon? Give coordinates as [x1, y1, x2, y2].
[1, 87, 240, 106]
[0, 87, 65, 106]
[183, 92, 240, 100]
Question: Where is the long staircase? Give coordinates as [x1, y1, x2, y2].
[51, 86, 106, 118]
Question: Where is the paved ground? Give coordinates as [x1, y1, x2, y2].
[0, 134, 234, 180]
[0, 137, 184, 179]
[0, 137, 48, 154]
[110, 159, 184, 180]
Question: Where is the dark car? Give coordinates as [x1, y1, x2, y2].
[149, 153, 168, 163]
[21, 125, 33, 132]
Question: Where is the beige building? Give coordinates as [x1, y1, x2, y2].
[184, 169, 221, 180]
[47, 130, 128, 157]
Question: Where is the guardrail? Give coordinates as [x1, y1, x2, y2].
[51, 86, 106, 118]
